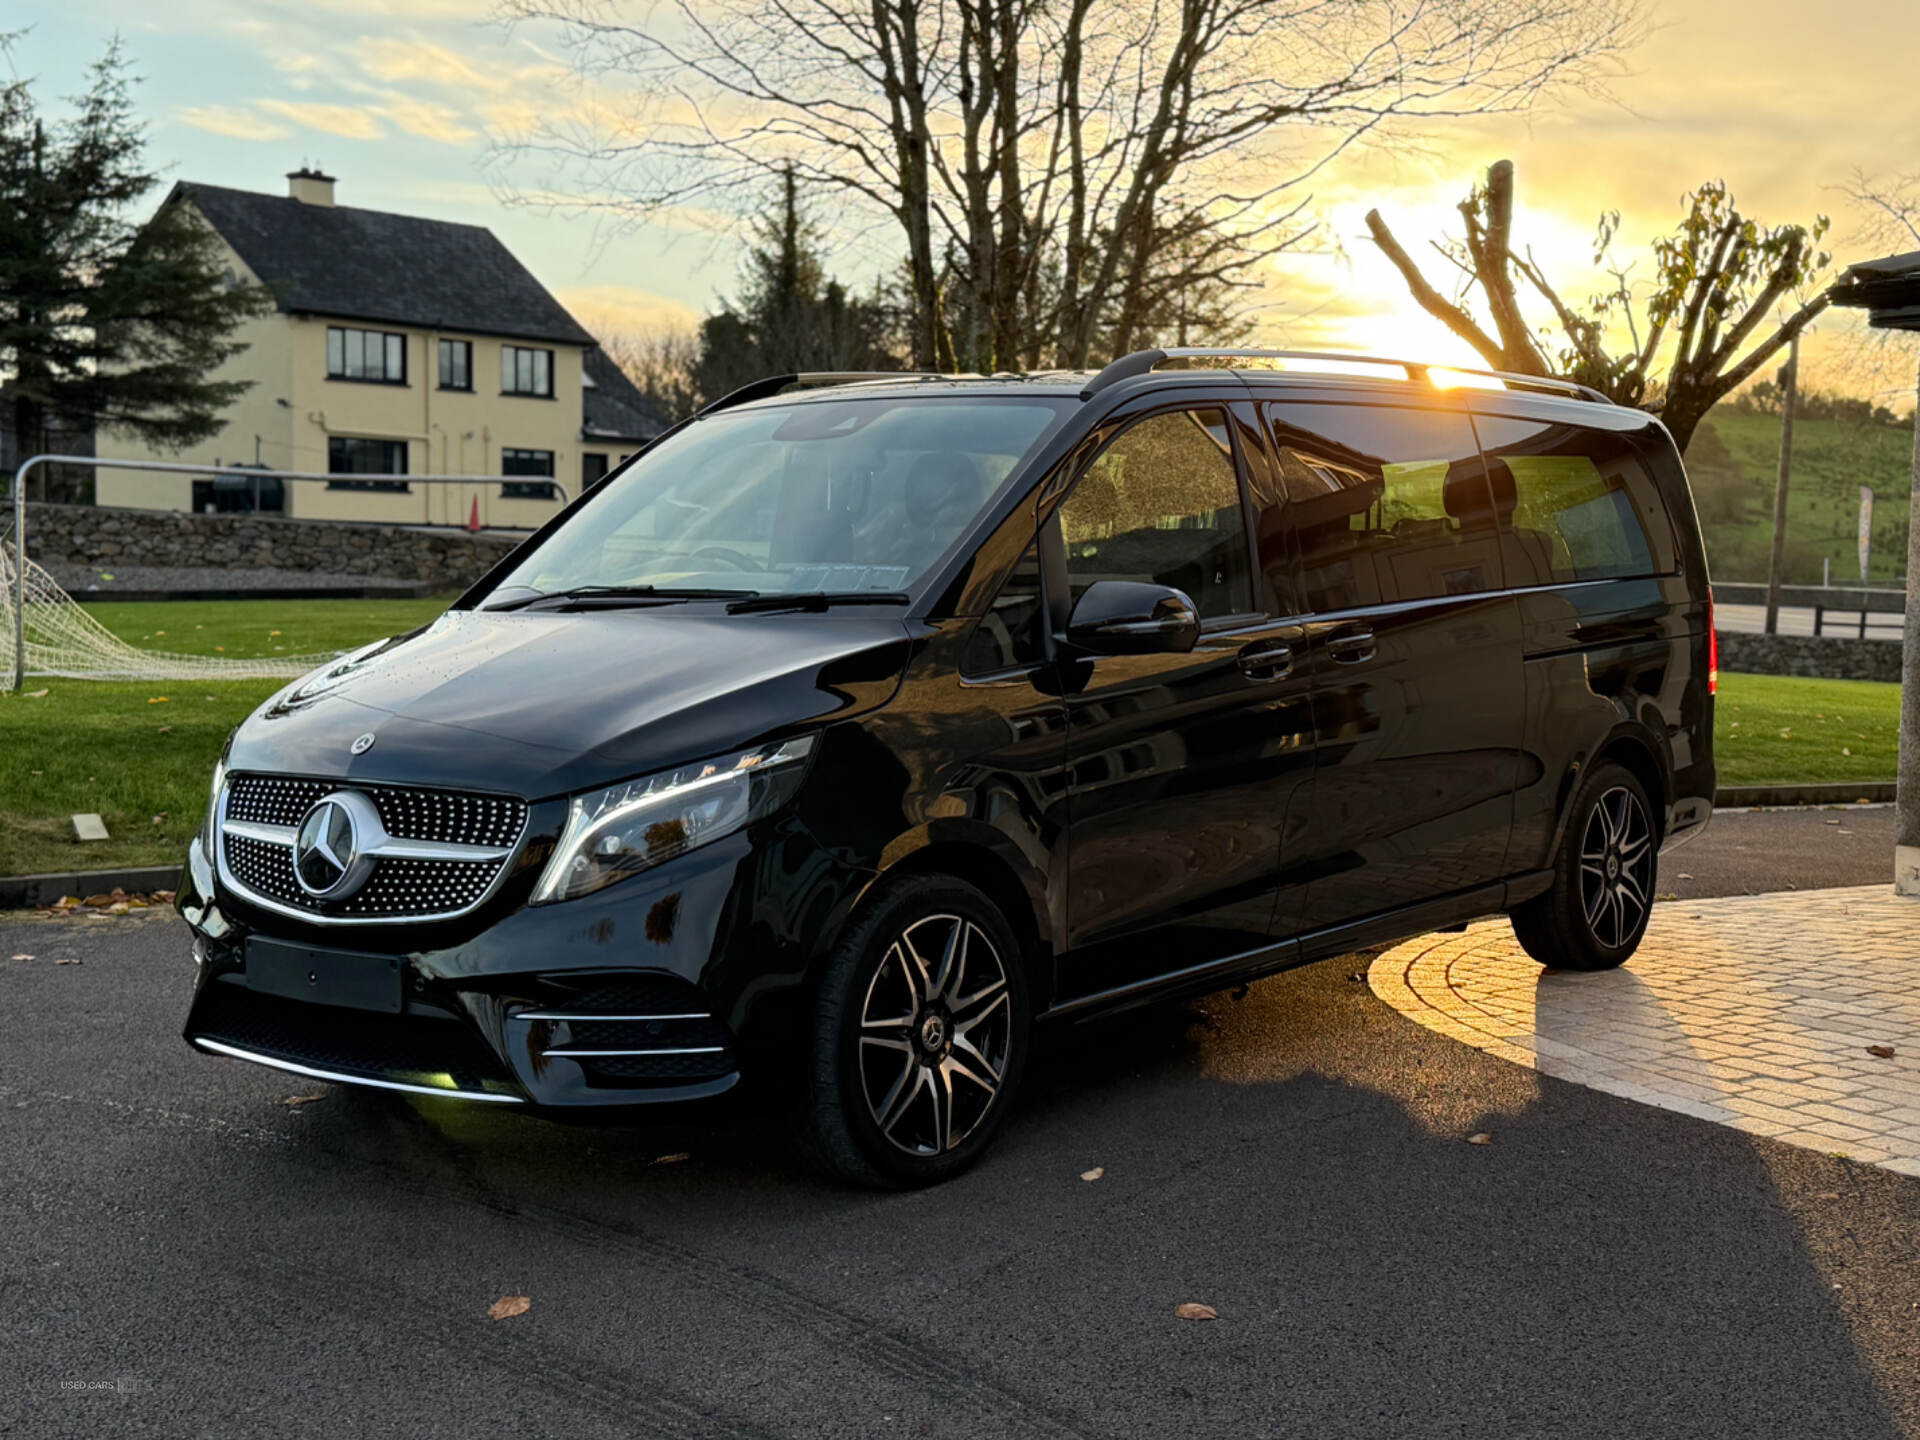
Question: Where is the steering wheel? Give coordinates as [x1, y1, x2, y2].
[687, 545, 759, 573]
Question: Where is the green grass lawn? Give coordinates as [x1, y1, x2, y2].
[79, 595, 454, 659]
[0, 597, 1903, 877]
[3, 596, 451, 879]
[1714, 672, 1901, 788]
[1688, 412, 1913, 585]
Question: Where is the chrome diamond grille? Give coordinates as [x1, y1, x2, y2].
[219, 775, 527, 923]
[226, 775, 525, 848]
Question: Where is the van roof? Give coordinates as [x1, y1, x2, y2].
[702, 348, 1624, 418]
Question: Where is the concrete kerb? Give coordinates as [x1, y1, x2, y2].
[1, 865, 182, 910]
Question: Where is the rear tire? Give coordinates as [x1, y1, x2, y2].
[1510, 761, 1657, 972]
[804, 875, 1030, 1188]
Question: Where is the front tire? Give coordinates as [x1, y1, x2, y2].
[804, 876, 1030, 1188]
[1510, 761, 1657, 972]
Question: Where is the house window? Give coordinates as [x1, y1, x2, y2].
[438, 339, 472, 391]
[583, 452, 610, 489]
[327, 436, 410, 493]
[501, 447, 558, 501]
[327, 327, 407, 384]
[501, 345, 554, 397]
[192, 473, 285, 515]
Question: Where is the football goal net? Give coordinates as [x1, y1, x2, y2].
[0, 543, 340, 688]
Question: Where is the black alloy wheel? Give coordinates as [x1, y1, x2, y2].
[1510, 760, 1658, 972]
[805, 876, 1029, 1187]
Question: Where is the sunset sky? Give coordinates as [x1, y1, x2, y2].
[12, 0, 1919, 402]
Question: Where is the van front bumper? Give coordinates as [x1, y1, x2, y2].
[176, 820, 851, 1110]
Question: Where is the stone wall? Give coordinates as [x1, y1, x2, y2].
[23, 502, 522, 589]
[1718, 630, 1903, 684]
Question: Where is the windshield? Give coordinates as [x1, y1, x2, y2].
[485, 394, 1070, 605]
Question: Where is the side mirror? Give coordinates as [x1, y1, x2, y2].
[1064, 580, 1201, 656]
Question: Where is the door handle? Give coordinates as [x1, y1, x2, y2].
[1236, 640, 1294, 681]
[1325, 628, 1376, 664]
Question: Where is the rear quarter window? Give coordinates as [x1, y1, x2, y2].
[1470, 413, 1677, 585]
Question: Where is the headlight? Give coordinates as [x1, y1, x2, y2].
[531, 736, 816, 905]
[198, 753, 228, 852]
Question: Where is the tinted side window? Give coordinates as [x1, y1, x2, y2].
[1471, 414, 1676, 585]
[1261, 403, 1495, 610]
[1059, 407, 1251, 619]
[962, 541, 1046, 675]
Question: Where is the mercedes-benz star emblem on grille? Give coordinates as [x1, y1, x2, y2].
[350, 732, 377, 755]
[291, 791, 383, 898]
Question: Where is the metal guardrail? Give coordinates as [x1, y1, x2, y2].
[1712, 581, 1906, 613]
[6, 454, 571, 691]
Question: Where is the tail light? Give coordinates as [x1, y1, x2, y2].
[1707, 591, 1719, 695]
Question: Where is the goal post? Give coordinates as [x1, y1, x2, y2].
[6, 454, 573, 691]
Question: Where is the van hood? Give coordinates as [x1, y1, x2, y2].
[227, 607, 916, 799]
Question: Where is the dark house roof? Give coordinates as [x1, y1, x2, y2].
[1830, 249, 1920, 332]
[581, 345, 669, 444]
[170, 181, 595, 347]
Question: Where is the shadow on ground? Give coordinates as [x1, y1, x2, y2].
[4, 913, 1917, 1438]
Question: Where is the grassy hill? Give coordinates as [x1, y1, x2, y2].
[1685, 410, 1912, 585]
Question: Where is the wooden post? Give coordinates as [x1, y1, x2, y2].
[1764, 336, 1799, 635]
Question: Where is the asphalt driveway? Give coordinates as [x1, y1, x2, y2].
[4, 806, 1916, 1438]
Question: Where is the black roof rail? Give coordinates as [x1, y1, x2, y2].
[697, 371, 979, 416]
[1080, 347, 1613, 405]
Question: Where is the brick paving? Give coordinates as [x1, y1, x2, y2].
[1370, 885, 1920, 1175]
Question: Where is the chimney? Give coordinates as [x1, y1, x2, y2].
[286, 166, 336, 207]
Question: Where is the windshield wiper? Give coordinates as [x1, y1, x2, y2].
[725, 590, 912, 615]
[487, 585, 759, 613]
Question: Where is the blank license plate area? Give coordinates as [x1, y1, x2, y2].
[246, 938, 403, 1013]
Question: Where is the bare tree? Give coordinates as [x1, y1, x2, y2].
[1366, 160, 1832, 452]
[596, 325, 704, 423]
[496, 0, 1644, 370]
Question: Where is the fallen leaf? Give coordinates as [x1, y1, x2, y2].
[1467, 1132, 1494, 1146]
[1841, 747, 1852, 757]
[21, 688, 48, 698]
[270, 630, 282, 636]
[107, 902, 130, 914]
[1081, 1167, 1105, 1182]
[487, 1295, 531, 1321]
[54, 956, 82, 965]
[1867, 1045, 1896, 1059]
[213, 646, 225, 653]
[10, 954, 31, 962]
[81, 893, 112, 907]
[147, 696, 169, 705]
[652, 1152, 692, 1166]
[151, 890, 175, 903]
[281, 1093, 328, 1107]
[1677, 872, 1693, 880]
[52, 896, 79, 910]
[156, 725, 172, 735]
[1175, 1302, 1217, 1321]
[110, 888, 127, 900]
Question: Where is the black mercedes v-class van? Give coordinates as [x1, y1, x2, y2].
[178, 348, 1715, 1185]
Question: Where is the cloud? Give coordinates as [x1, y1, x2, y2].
[256, 100, 387, 141]
[377, 96, 478, 145]
[176, 104, 292, 141]
[558, 284, 705, 337]
[354, 37, 506, 91]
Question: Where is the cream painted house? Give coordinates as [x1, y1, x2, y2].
[97, 169, 665, 528]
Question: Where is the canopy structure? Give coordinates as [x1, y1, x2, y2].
[1830, 251, 1920, 331]
[1830, 252, 1920, 895]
